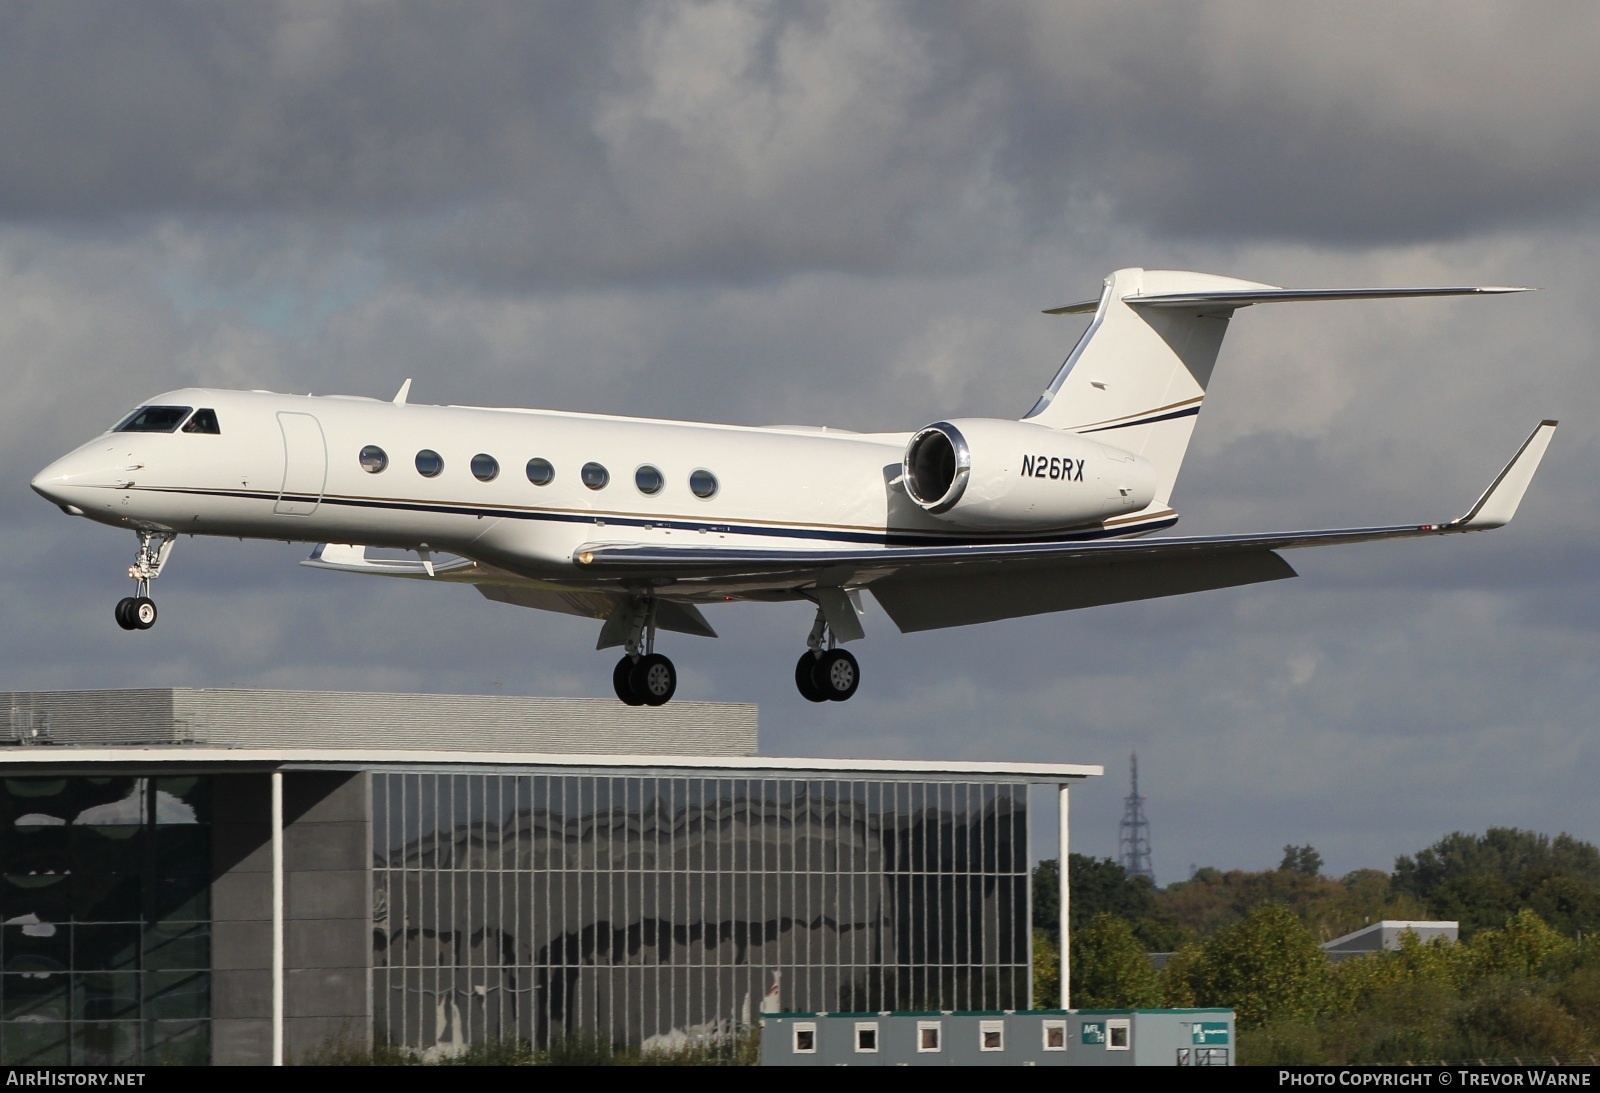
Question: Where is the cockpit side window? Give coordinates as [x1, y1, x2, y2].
[182, 408, 221, 434]
[113, 406, 192, 433]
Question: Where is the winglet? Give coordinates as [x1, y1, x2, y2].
[393, 378, 412, 405]
[1456, 420, 1558, 529]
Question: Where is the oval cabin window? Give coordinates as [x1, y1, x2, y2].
[635, 465, 664, 496]
[415, 450, 444, 478]
[526, 458, 554, 486]
[471, 454, 499, 482]
[359, 446, 388, 474]
[581, 463, 609, 490]
[689, 469, 718, 499]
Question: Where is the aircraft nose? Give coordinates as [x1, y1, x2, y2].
[32, 458, 78, 511]
[32, 450, 112, 514]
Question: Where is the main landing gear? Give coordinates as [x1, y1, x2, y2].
[795, 604, 860, 703]
[114, 531, 174, 632]
[611, 598, 678, 707]
[604, 595, 862, 707]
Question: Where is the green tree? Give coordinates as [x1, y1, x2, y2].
[1071, 912, 1161, 1008]
[1187, 902, 1332, 1029]
[1394, 828, 1600, 938]
[1032, 928, 1060, 1009]
[1280, 845, 1324, 877]
[1158, 944, 1202, 1007]
[1464, 907, 1574, 980]
[1032, 855, 1174, 949]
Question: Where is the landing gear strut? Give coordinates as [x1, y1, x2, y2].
[610, 597, 677, 706]
[115, 531, 174, 632]
[795, 604, 860, 702]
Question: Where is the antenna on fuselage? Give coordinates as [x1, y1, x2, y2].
[393, 379, 413, 405]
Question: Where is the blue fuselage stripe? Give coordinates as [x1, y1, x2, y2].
[1077, 404, 1201, 435]
[140, 485, 1177, 550]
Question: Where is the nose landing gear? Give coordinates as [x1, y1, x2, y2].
[114, 531, 174, 632]
[610, 597, 678, 706]
[795, 604, 860, 702]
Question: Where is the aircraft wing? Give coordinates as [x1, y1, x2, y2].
[299, 544, 718, 639]
[571, 420, 1556, 632]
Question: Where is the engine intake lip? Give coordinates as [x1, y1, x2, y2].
[903, 421, 971, 514]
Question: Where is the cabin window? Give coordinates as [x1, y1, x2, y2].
[855, 1022, 878, 1053]
[792, 1023, 816, 1053]
[471, 454, 499, 482]
[689, 469, 718, 499]
[918, 1021, 942, 1053]
[634, 465, 663, 496]
[980, 1020, 1004, 1051]
[113, 406, 191, 433]
[526, 458, 554, 486]
[358, 446, 388, 473]
[182, 408, 221, 434]
[415, 449, 444, 478]
[581, 462, 609, 490]
[1107, 1019, 1131, 1050]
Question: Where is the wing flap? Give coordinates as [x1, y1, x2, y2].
[872, 551, 1296, 632]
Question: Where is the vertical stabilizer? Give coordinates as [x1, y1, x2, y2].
[1025, 268, 1277, 502]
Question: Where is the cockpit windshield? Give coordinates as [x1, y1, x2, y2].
[183, 408, 220, 434]
[113, 406, 193, 433]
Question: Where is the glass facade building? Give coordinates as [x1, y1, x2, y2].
[0, 689, 1097, 1065]
[372, 773, 1030, 1051]
[0, 776, 211, 1066]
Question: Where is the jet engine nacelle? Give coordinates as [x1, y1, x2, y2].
[901, 418, 1157, 530]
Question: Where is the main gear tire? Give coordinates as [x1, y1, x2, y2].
[795, 652, 826, 702]
[629, 653, 677, 707]
[613, 656, 645, 706]
[811, 648, 860, 702]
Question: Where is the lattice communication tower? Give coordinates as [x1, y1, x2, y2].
[1117, 752, 1154, 883]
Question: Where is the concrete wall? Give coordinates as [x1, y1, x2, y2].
[211, 772, 371, 1065]
[0, 688, 759, 756]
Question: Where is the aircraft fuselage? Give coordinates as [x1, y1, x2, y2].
[33, 387, 1164, 589]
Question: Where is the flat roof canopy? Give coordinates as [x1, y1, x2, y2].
[0, 746, 1101, 784]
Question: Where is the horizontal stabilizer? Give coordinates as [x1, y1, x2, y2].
[1046, 285, 1526, 315]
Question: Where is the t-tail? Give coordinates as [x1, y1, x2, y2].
[1025, 267, 1525, 505]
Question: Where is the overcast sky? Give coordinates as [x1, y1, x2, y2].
[3, 1, 1597, 879]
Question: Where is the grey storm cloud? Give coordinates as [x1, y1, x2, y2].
[1, 1, 1596, 877]
[5, 2, 1600, 288]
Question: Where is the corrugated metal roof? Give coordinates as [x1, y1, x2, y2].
[0, 688, 756, 756]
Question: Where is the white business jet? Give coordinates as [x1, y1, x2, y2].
[32, 268, 1555, 706]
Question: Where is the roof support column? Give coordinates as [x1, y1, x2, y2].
[272, 769, 284, 1066]
[1059, 781, 1070, 1010]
